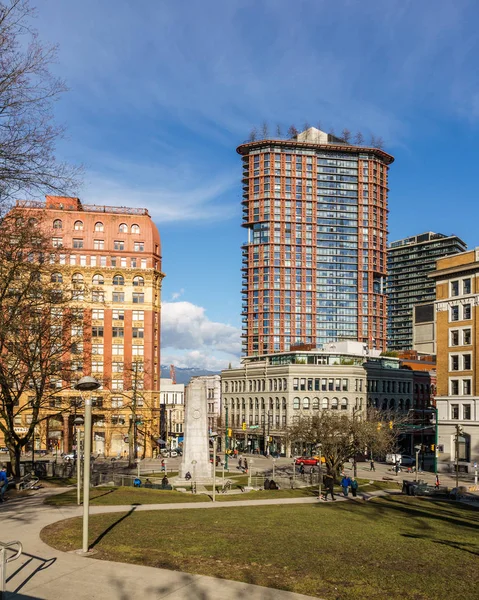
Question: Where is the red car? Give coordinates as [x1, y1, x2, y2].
[294, 456, 319, 466]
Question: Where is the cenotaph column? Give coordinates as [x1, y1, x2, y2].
[179, 378, 211, 480]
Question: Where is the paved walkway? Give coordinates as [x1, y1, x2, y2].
[1, 488, 329, 600]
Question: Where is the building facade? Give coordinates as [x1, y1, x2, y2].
[387, 232, 466, 351]
[159, 378, 185, 451]
[221, 341, 413, 457]
[2, 195, 164, 458]
[237, 127, 394, 356]
[430, 250, 479, 473]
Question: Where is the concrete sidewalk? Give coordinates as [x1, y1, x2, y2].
[1, 489, 322, 600]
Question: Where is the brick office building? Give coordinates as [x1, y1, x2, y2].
[430, 250, 479, 472]
[0, 196, 164, 458]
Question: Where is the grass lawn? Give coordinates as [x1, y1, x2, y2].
[41, 495, 478, 599]
[43, 486, 207, 506]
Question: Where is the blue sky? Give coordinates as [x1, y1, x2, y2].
[34, 0, 479, 369]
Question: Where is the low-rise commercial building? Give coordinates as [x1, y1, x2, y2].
[221, 341, 413, 456]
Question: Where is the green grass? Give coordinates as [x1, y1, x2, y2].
[41, 496, 479, 599]
[43, 486, 208, 506]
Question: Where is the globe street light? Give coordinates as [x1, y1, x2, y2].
[74, 376, 101, 554]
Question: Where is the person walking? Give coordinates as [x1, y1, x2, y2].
[370, 459, 375, 471]
[350, 477, 358, 497]
[238, 456, 243, 470]
[323, 472, 335, 501]
[0, 466, 8, 502]
[243, 458, 248, 473]
[299, 463, 305, 475]
[341, 475, 351, 497]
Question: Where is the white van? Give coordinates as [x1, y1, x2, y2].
[386, 453, 402, 464]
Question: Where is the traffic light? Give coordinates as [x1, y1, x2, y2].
[389, 421, 393, 430]
[227, 428, 232, 437]
[431, 444, 435, 451]
[242, 422, 247, 430]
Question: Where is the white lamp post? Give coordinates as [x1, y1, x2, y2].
[211, 432, 218, 502]
[74, 376, 101, 554]
[73, 415, 84, 506]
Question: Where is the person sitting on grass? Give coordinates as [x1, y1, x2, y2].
[161, 475, 169, 487]
[144, 478, 153, 488]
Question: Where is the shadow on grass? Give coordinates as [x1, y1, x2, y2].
[402, 532, 479, 557]
[347, 495, 479, 533]
[91, 507, 137, 549]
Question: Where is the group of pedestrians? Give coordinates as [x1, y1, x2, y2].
[321, 471, 359, 501]
[237, 456, 248, 473]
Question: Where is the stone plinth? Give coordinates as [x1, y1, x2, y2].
[179, 379, 212, 479]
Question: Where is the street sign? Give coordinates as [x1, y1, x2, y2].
[249, 425, 259, 429]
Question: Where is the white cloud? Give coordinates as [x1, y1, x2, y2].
[161, 301, 241, 369]
[171, 289, 185, 301]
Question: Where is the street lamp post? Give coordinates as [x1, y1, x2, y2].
[211, 433, 218, 502]
[74, 376, 101, 555]
[317, 444, 322, 500]
[73, 416, 84, 506]
[414, 445, 421, 483]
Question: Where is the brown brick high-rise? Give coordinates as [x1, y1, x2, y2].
[237, 127, 394, 355]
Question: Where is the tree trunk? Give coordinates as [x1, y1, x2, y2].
[8, 444, 22, 481]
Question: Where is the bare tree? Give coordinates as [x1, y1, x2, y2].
[341, 128, 352, 143]
[375, 136, 385, 150]
[370, 134, 377, 148]
[287, 125, 298, 138]
[316, 121, 322, 131]
[354, 131, 365, 146]
[275, 124, 282, 138]
[287, 410, 399, 478]
[0, 209, 87, 477]
[0, 0, 81, 209]
[248, 126, 258, 142]
[303, 122, 311, 132]
[260, 121, 269, 139]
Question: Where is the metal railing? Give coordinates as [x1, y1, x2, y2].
[0, 540, 23, 598]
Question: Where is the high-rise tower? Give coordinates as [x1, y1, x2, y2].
[237, 127, 394, 356]
[387, 232, 467, 351]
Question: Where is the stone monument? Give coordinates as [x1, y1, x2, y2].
[179, 377, 212, 480]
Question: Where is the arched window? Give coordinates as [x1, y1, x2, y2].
[224, 382, 229, 393]
[312, 397, 319, 410]
[28, 217, 38, 226]
[303, 397, 310, 409]
[382, 399, 388, 411]
[293, 397, 300, 410]
[331, 398, 339, 410]
[92, 274, 104, 285]
[53, 219, 62, 229]
[113, 274, 125, 286]
[132, 276, 144, 286]
[131, 224, 140, 234]
[405, 399, 411, 410]
[322, 398, 329, 409]
[51, 272, 63, 283]
[389, 398, 396, 410]
[72, 273, 84, 284]
[95, 222, 104, 232]
[74, 220, 83, 230]
[119, 223, 128, 233]
[283, 378, 287, 391]
[341, 398, 348, 410]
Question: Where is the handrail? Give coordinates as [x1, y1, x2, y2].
[0, 540, 23, 597]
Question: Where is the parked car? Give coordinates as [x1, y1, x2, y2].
[210, 454, 221, 466]
[400, 455, 416, 467]
[294, 456, 319, 466]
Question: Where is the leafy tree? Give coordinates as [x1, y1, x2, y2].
[287, 410, 398, 479]
[0, 210, 86, 477]
[0, 0, 80, 209]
